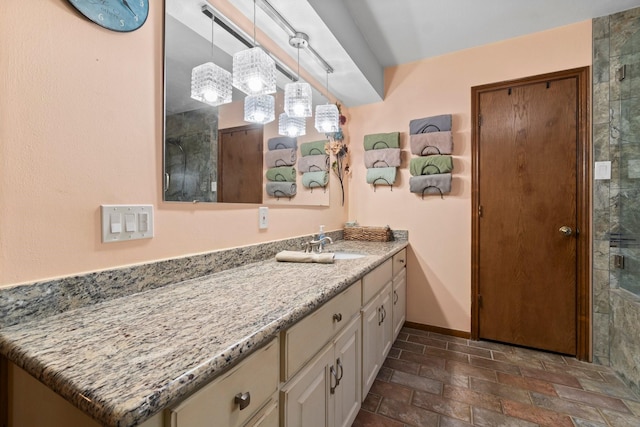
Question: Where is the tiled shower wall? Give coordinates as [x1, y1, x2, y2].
[592, 7, 640, 396]
[165, 108, 218, 202]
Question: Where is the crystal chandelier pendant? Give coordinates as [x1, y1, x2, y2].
[191, 62, 233, 106]
[233, 47, 276, 95]
[278, 113, 306, 137]
[284, 82, 312, 118]
[244, 94, 275, 124]
[314, 103, 340, 133]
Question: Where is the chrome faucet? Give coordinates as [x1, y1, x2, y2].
[303, 236, 333, 253]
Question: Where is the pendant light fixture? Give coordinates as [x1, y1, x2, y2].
[284, 32, 312, 118]
[245, 94, 275, 124]
[314, 71, 339, 133]
[232, 0, 276, 96]
[278, 112, 306, 137]
[190, 6, 232, 106]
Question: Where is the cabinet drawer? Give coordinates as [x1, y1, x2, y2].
[362, 259, 392, 304]
[392, 249, 407, 277]
[168, 338, 279, 427]
[282, 281, 361, 381]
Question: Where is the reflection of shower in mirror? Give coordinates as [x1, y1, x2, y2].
[165, 138, 187, 200]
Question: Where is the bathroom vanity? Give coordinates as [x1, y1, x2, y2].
[0, 236, 407, 427]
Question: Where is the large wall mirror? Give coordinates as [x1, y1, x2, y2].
[163, 0, 331, 206]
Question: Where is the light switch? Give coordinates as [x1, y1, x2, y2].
[110, 213, 122, 233]
[138, 212, 149, 232]
[124, 214, 136, 232]
[101, 205, 154, 243]
[594, 161, 611, 180]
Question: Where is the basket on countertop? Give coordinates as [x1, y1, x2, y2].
[343, 225, 393, 242]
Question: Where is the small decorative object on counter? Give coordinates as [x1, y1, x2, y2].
[343, 225, 393, 242]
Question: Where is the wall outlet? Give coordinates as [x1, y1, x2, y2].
[258, 206, 268, 229]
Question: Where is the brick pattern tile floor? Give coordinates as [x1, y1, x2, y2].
[353, 327, 640, 427]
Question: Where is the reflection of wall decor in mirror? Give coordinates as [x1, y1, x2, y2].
[164, 0, 337, 206]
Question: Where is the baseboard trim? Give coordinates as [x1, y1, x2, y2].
[404, 321, 471, 339]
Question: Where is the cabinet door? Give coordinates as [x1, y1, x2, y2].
[333, 316, 361, 427]
[361, 296, 381, 398]
[244, 398, 278, 427]
[392, 269, 407, 340]
[379, 282, 394, 360]
[281, 343, 334, 427]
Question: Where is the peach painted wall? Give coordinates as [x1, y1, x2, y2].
[347, 22, 592, 332]
[0, 0, 347, 287]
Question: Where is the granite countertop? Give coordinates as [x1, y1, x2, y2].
[0, 239, 407, 427]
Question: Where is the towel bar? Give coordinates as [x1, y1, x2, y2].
[274, 143, 288, 149]
[274, 173, 286, 182]
[273, 190, 294, 201]
[415, 124, 441, 134]
[306, 180, 327, 192]
[420, 146, 442, 156]
[420, 185, 445, 200]
[308, 148, 325, 155]
[372, 178, 393, 191]
[372, 141, 391, 150]
[372, 160, 390, 167]
[420, 164, 442, 175]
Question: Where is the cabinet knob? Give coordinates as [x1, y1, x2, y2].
[234, 392, 251, 410]
[333, 313, 343, 322]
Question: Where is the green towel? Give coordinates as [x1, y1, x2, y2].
[300, 140, 328, 157]
[366, 167, 397, 185]
[302, 171, 329, 188]
[364, 132, 400, 150]
[409, 155, 453, 176]
[266, 166, 296, 182]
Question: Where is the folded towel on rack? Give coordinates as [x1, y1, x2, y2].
[266, 166, 296, 182]
[409, 114, 452, 135]
[267, 136, 297, 151]
[265, 148, 297, 168]
[409, 173, 452, 195]
[302, 171, 329, 188]
[364, 148, 401, 168]
[266, 182, 297, 198]
[300, 140, 328, 157]
[363, 132, 400, 150]
[298, 154, 330, 173]
[275, 250, 335, 264]
[409, 155, 453, 176]
[409, 132, 453, 156]
[366, 167, 397, 185]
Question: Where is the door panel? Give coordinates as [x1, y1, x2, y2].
[477, 77, 578, 355]
[218, 125, 263, 203]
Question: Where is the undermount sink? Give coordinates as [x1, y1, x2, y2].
[331, 252, 367, 260]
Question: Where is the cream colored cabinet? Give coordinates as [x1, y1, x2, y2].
[361, 259, 394, 399]
[392, 249, 407, 340]
[361, 281, 393, 397]
[167, 338, 279, 427]
[281, 315, 361, 427]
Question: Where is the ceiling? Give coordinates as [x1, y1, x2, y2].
[166, 0, 640, 111]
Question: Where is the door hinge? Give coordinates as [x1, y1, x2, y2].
[478, 115, 483, 127]
[478, 294, 483, 308]
[478, 205, 483, 217]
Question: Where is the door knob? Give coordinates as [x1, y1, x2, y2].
[559, 226, 573, 236]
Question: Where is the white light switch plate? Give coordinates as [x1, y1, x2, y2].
[101, 205, 154, 243]
[594, 161, 611, 180]
[258, 206, 268, 229]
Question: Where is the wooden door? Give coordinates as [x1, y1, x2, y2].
[218, 124, 263, 203]
[471, 68, 590, 357]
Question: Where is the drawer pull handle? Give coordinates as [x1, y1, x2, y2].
[393, 290, 398, 305]
[377, 307, 382, 326]
[333, 313, 343, 322]
[380, 306, 387, 323]
[336, 358, 344, 382]
[234, 392, 251, 410]
[330, 365, 338, 394]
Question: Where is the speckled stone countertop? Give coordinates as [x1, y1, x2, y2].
[0, 238, 407, 427]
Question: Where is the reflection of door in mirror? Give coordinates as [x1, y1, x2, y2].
[165, 108, 218, 202]
[218, 124, 263, 203]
